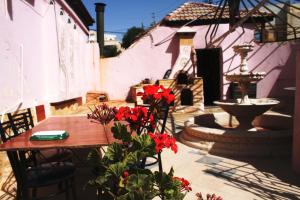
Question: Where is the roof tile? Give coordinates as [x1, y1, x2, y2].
[164, 2, 272, 22]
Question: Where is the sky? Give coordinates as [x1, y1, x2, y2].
[81, 0, 300, 40]
[82, 0, 193, 39]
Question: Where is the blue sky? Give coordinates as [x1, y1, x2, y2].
[82, 0, 191, 38]
[81, 0, 299, 40]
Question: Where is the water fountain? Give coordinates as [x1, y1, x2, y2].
[214, 43, 279, 130]
[180, 44, 292, 157]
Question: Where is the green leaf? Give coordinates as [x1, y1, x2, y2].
[168, 167, 174, 177]
[125, 173, 157, 200]
[123, 152, 139, 166]
[129, 174, 153, 190]
[105, 162, 126, 178]
[87, 148, 102, 166]
[105, 142, 123, 162]
[130, 168, 153, 176]
[154, 170, 185, 200]
[95, 175, 107, 186]
[111, 122, 132, 143]
[131, 134, 156, 157]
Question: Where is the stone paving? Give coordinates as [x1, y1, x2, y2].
[0, 101, 300, 200]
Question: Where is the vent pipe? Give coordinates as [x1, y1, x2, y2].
[95, 2, 106, 55]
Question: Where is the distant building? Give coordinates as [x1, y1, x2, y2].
[104, 34, 122, 51]
[259, 2, 300, 42]
[89, 31, 122, 52]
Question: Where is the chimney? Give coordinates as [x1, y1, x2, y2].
[95, 2, 106, 55]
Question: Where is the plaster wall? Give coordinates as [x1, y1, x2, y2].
[102, 23, 299, 102]
[293, 50, 300, 173]
[101, 26, 179, 100]
[248, 42, 300, 99]
[0, 0, 100, 114]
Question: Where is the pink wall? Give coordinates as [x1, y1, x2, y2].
[248, 42, 300, 98]
[293, 50, 300, 173]
[101, 26, 179, 100]
[103, 23, 299, 104]
[0, 0, 100, 115]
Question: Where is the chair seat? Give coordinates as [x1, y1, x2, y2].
[36, 149, 73, 164]
[26, 162, 75, 187]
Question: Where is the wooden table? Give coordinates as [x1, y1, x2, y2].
[0, 116, 116, 151]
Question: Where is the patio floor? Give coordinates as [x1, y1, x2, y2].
[0, 102, 299, 200]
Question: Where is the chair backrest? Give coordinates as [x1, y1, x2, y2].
[0, 119, 28, 186]
[0, 118, 18, 142]
[156, 103, 170, 134]
[7, 108, 34, 135]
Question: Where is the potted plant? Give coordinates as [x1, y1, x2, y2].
[87, 85, 191, 200]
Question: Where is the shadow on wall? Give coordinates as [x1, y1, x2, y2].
[165, 36, 179, 70]
[7, 0, 13, 20]
[25, 0, 35, 6]
[215, 27, 246, 52]
[249, 43, 284, 71]
[6, 0, 35, 21]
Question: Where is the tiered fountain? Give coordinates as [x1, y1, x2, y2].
[214, 43, 279, 130]
[180, 43, 293, 157]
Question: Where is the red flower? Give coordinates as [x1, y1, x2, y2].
[149, 132, 178, 154]
[160, 86, 175, 104]
[114, 106, 155, 133]
[143, 85, 160, 96]
[173, 177, 192, 192]
[153, 93, 162, 100]
[171, 142, 178, 153]
[123, 171, 129, 178]
[122, 171, 129, 185]
[141, 85, 174, 105]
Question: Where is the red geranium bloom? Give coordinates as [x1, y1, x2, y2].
[123, 171, 129, 178]
[148, 132, 178, 153]
[141, 85, 174, 105]
[160, 86, 175, 104]
[173, 177, 192, 192]
[143, 85, 160, 96]
[114, 106, 155, 133]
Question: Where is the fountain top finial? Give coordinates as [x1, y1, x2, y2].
[233, 43, 254, 53]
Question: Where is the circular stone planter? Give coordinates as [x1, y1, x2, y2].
[180, 111, 293, 157]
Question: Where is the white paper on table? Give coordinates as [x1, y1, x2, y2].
[31, 130, 66, 136]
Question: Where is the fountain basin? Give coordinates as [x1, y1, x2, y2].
[214, 98, 280, 129]
[225, 72, 265, 82]
[180, 111, 293, 157]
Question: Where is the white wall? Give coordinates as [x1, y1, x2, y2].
[0, 0, 100, 114]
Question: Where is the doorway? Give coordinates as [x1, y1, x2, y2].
[196, 48, 222, 106]
[181, 89, 193, 105]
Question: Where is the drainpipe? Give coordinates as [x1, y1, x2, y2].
[95, 2, 106, 55]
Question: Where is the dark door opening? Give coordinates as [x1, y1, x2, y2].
[196, 48, 222, 106]
[181, 89, 193, 105]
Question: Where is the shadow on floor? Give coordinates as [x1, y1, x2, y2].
[200, 155, 300, 200]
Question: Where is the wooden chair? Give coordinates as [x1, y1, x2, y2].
[0, 118, 77, 200]
[7, 108, 73, 164]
